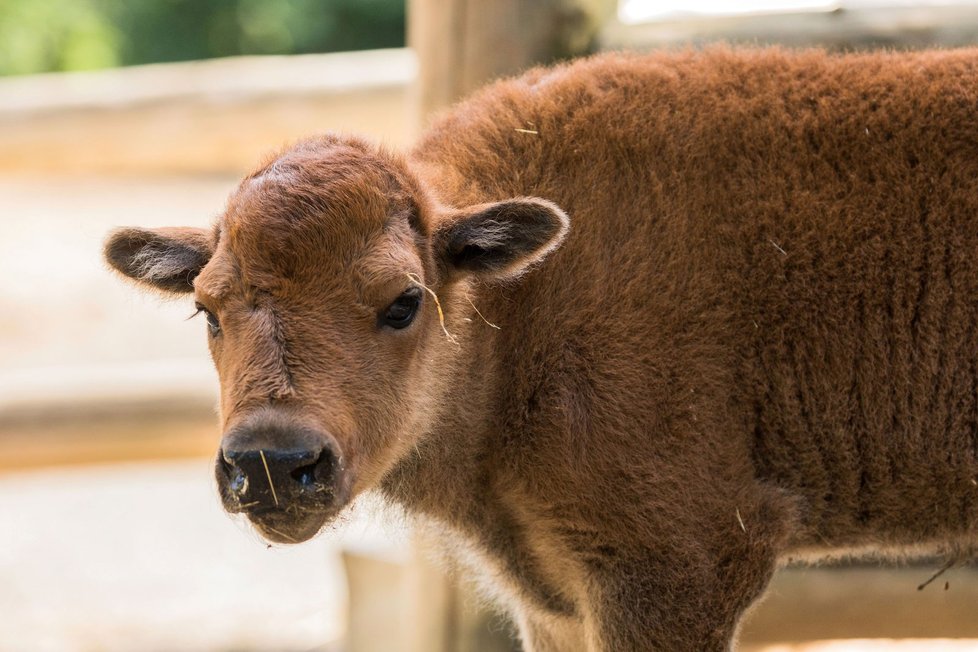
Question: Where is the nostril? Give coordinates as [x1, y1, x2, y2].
[220, 454, 249, 496]
[291, 462, 317, 487]
[289, 450, 336, 489]
[229, 466, 248, 495]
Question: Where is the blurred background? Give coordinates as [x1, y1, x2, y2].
[2, 1, 978, 650]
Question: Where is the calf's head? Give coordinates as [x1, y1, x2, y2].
[103, 135, 569, 543]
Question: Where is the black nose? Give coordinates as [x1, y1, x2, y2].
[221, 446, 337, 511]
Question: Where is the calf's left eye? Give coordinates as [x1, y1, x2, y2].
[381, 287, 422, 329]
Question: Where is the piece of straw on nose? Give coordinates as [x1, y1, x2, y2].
[258, 449, 280, 507]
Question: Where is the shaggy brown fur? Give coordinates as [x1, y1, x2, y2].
[105, 48, 978, 650]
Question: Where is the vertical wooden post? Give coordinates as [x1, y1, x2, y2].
[343, 551, 409, 652]
[403, 530, 520, 652]
[403, 535, 455, 652]
[409, 0, 617, 122]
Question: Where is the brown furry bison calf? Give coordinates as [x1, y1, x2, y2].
[105, 48, 978, 650]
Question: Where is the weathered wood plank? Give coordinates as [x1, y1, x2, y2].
[409, 0, 616, 120]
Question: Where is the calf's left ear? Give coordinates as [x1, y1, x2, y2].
[435, 197, 570, 281]
[104, 226, 213, 294]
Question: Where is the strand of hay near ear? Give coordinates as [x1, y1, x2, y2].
[465, 295, 500, 330]
[407, 273, 458, 345]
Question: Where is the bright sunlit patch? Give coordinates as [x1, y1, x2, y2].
[619, 0, 839, 23]
[619, 0, 978, 23]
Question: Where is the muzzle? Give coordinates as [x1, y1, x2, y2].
[216, 412, 349, 543]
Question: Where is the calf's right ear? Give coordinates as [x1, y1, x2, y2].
[103, 226, 213, 294]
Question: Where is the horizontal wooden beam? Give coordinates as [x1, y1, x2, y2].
[0, 49, 416, 174]
[741, 564, 978, 644]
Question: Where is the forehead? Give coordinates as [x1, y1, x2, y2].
[229, 141, 413, 252]
[198, 139, 424, 298]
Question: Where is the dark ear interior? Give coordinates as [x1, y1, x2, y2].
[437, 197, 570, 280]
[104, 226, 212, 294]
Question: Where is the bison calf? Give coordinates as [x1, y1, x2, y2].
[105, 48, 978, 650]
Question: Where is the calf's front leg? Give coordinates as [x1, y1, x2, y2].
[523, 487, 793, 651]
[591, 491, 791, 651]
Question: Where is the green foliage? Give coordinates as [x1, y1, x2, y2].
[0, 0, 405, 76]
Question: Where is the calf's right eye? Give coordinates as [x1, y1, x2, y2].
[381, 287, 422, 330]
[194, 303, 221, 337]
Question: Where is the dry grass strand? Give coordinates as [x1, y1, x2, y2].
[258, 449, 280, 507]
[735, 508, 747, 533]
[917, 559, 956, 591]
[466, 295, 501, 330]
[407, 273, 458, 345]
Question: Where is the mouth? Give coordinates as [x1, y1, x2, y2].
[245, 506, 333, 544]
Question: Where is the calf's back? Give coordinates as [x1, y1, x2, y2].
[410, 48, 978, 554]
